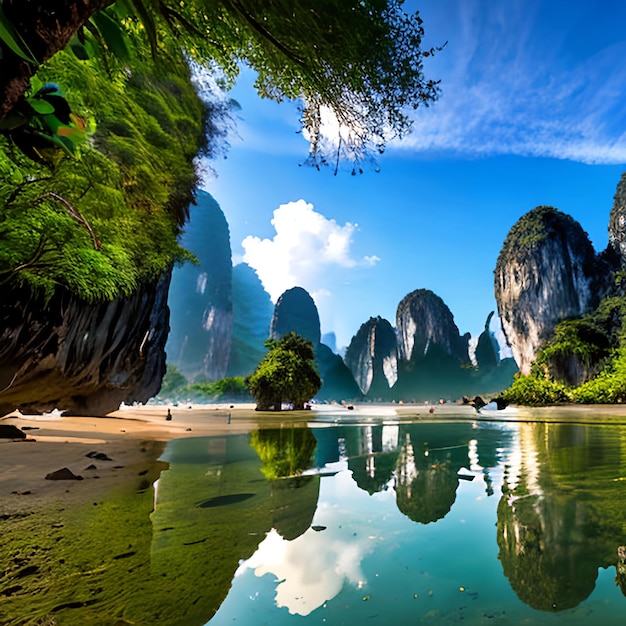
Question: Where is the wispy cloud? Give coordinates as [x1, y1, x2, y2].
[395, 1, 626, 164]
[242, 199, 379, 302]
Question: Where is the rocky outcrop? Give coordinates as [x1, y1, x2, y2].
[226, 263, 274, 377]
[0, 272, 171, 417]
[494, 206, 604, 375]
[270, 286, 361, 400]
[396, 289, 470, 365]
[474, 311, 500, 372]
[608, 172, 626, 266]
[344, 316, 398, 395]
[166, 191, 233, 382]
[270, 287, 321, 345]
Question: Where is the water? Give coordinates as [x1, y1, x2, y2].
[150, 415, 626, 625]
[6, 410, 626, 625]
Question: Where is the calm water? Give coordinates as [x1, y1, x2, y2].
[7, 411, 626, 625]
[150, 414, 626, 626]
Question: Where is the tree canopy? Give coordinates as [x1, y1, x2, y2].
[0, 0, 442, 171]
[246, 332, 321, 411]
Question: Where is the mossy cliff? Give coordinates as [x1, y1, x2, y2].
[0, 37, 220, 415]
[496, 175, 626, 405]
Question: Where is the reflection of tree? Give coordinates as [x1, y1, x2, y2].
[250, 427, 317, 479]
[497, 422, 626, 611]
[249, 427, 320, 540]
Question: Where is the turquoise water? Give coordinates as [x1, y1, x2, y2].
[154, 416, 626, 625]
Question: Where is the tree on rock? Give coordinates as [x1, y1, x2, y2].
[247, 332, 321, 411]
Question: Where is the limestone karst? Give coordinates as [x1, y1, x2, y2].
[494, 206, 606, 376]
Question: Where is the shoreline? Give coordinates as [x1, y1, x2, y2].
[4, 401, 626, 515]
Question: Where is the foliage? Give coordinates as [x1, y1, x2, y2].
[159, 364, 188, 396]
[570, 348, 626, 404]
[250, 427, 317, 479]
[2, 0, 441, 173]
[246, 332, 321, 410]
[500, 373, 570, 407]
[184, 377, 251, 401]
[0, 39, 218, 300]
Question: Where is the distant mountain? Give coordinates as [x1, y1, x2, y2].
[270, 286, 362, 401]
[166, 191, 233, 382]
[227, 263, 274, 377]
[344, 316, 398, 396]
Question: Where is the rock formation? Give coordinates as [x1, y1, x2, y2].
[344, 316, 398, 396]
[474, 311, 500, 372]
[494, 206, 604, 375]
[608, 172, 626, 266]
[226, 263, 274, 377]
[396, 289, 470, 365]
[270, 286, 361, 400]
[270, 287, 321, 345]
[0, 272, 171, 417]
[166, 191, 233, 382]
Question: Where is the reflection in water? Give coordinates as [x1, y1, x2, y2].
[497, 422, 626, 612]
[9, 418, 626, 625]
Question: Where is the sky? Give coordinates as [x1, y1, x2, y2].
[200, 0, 626, 352]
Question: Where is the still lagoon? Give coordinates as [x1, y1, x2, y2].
[5, 407, 626, 625]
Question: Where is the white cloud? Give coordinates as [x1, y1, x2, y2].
[242, 199, 379, 302]
[393, 1, 626, 164]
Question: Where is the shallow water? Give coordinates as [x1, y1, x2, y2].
[152, 413, 626, 625]
[5, 410, 626, 625]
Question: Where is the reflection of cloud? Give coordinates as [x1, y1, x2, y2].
[241, 200, 378, 302]
[238, 527, 370, 616]
[235, 470, 379, 616]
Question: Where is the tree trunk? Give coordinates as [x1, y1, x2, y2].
[0, 0, 115, 119]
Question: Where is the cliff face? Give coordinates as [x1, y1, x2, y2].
[344, 316, 398, 396]
[0, 273, 170, 417]
[494, 206, 603, 375]
[396, 289, 469, 365]
[608, 172, 626, 266]
[474, 311, 500, 372]
[166, 191, 233, 382]
[226, 263, 274, 377]
[270, 286, 361, 400]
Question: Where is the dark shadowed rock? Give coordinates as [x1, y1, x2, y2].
[270, 287, 321, 345]
[494, 206, 605, 375]
[344, 316, 398, 396]
[166, 191, 233, 382]
[0, 271, 171, 417]
[45, 468, 83, 481]
[396, 289, 469, 365]
[269, 286, 360, 400]
[474, 312, 500, 372]
[0, 424, 26, 439]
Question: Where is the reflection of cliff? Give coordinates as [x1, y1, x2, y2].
[497, 422, 626, 611]
[150, 431, 320, 623]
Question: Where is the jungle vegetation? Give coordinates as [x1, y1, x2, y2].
[0, 0, 442, 305]
[246, 332, 321, 411]
[500, 294, 626, 406]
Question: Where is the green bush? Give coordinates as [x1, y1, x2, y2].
[500, 373, 571, 407]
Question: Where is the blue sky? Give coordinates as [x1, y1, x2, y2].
[200, 0, 626, 351]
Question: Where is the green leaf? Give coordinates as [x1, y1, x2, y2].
[0, 5, 38, 65]
[90, 9, 131, 62]
[29, 100, 56, 115]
